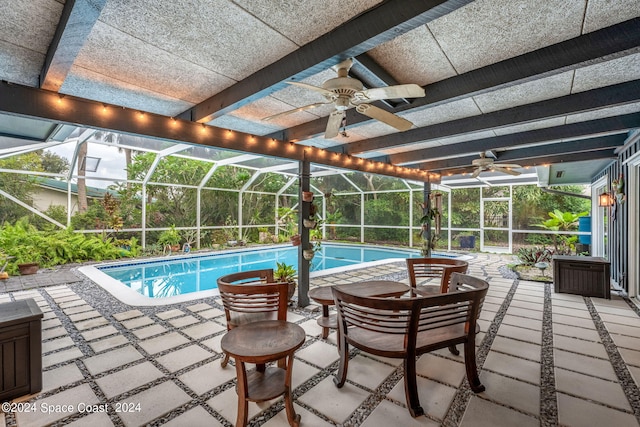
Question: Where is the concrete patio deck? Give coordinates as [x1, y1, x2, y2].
[1, 254, 639, 426]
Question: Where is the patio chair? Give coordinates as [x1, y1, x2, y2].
[406, 257, 469, 294]
[332, 272, 488, 417]
[217, 269, 289, 368]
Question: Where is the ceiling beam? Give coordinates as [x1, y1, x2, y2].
[346, 79, 640, 155]
[351, 54, 407, 107]
[274, 18, 640, 142]
[0, 81, 433, 182]
[413, 134, 627, 171]
[180, 0, 473, 123]
[390, 113, 640, 165]
[40, 0, 107, 91]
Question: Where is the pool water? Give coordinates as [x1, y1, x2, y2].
[98, 244, 427, 298]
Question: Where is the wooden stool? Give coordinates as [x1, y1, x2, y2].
[221, 320, 305, 427]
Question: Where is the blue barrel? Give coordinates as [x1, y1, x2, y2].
[578, 216, 591, 245]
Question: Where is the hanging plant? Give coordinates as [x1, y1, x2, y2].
[612, 173, 625, 204]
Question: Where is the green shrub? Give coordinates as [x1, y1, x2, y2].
[0, 217, 134, 275]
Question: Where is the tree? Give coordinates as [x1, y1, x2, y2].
[41, 151, 69, 174]
[77, 141, 88, 212]
[0, 153, 44, 224]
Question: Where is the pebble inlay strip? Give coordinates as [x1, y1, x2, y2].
[584, 296, 640, 424]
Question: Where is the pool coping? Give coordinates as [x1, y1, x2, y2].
[78, 243, 471, 307]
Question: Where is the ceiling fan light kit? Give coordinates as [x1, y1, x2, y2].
[263, 59, 425, 139]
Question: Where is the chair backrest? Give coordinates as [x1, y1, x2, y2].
[217, 269, 288, 328]
[217, 269, 275, 286]
[406, 258, 469, 293]
[332, 272, 488, 355]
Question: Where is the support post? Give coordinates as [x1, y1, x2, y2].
[298, 160, 311, 307]
[422, 180, 432, 257]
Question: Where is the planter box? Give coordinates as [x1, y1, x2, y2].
[459, 236, 475, 249]
[0, 299, 43, 401]
[553, 255, 610, 299]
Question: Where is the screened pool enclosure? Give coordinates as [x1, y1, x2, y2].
[1, 125, 592, 256]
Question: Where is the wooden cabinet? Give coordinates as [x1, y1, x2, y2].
[553, 256, 611, 299]
[0, 299, 43, 401]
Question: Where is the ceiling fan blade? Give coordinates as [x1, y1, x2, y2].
[493, 166, 521, 176]
[471, 168, 482, 178]
[285, 81, 335, 99]
[494, 163, 522, 169]
[324, 110, 344, 139]
[355, 84, 425, 102]
[355, 104, 413, 131]
[262, 102, 331, 121]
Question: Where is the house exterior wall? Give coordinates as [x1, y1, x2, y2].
[593, 130, 640, 293]
[32, 189, 80, 214]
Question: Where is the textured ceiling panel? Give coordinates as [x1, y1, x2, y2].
[583, 0, 640, 32]
[230, 96, 326, 129]
[571, 53, 640, 93]
[0, 0, 62, 55]
[403, 98, 482, 127]
[98, 0, 297, 80]
[473, 71, 574, 113]
[380, 130, 498, 157]
[428, 0, 584, 74]
[208, 114, 277, 137]
[565, 102, 640, 124]
[62, 67, 193, 116]
[493, 117, 567, 136]
[74, 22, 235, 104]
[233, 0, 382, 46]
[367, 25, 457, 86]
[267, 69, 337, 114]
[0, 41, 43, 86]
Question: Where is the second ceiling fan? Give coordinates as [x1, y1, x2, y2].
[469, 153, 522, 178]
[263, 58, 425, 139]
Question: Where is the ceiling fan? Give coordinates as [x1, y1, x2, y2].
[262, 58, 425, 139]
[469, 153, 522, 178]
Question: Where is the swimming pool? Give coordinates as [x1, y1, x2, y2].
[79, 244, 455, 305]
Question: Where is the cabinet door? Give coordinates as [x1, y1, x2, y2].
[0, 325, 31, 400]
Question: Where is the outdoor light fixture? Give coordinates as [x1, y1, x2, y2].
[598, 192, 614, 207]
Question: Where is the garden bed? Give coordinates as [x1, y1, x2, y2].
[510, 264, 553, 283]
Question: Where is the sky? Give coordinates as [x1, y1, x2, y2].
[47, 141, 128, 189]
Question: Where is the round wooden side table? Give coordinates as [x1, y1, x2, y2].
[221, 320, 306, 427]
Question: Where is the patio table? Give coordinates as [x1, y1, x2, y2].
[308, 280, 410, 338]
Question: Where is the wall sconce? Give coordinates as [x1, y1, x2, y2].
[598, 192, 614, 207]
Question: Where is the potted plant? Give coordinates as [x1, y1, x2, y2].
[274, 262, 297, 301]
[302, 191, 314, 202]
[223, 216, 239, 246]
[303, 246, 315, 260]
[17, 261, 39, 275]
[158, 225, 181, 251]
[290, 234, 301, 246]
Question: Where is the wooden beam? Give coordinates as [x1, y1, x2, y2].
[40, 0, 108, 91]
[0, 81, 432, 182]
[390, 113, 640, 165]
[181, 0, 473, 122]
[347, 80, 640, 155]
[275, 18, 640, 142]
